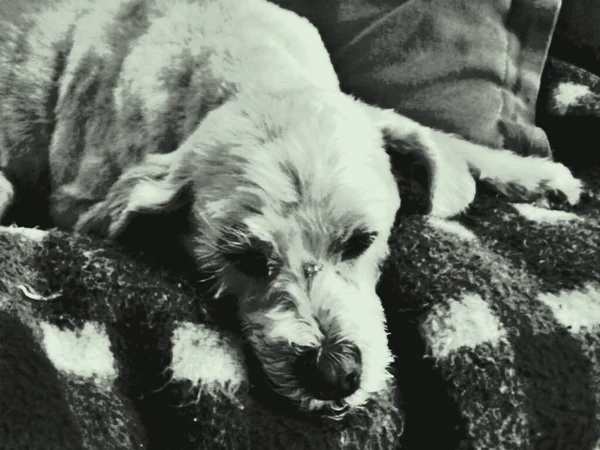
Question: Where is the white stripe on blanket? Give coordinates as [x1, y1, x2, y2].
[170, 321, 247, 398]
[0, 225, 48, 241]
[421, 293, 507, 359]
[538, 284, 600, 333]
[40, 321, 117, 385]
[428, 217, 478, 241]
[553, 82, 593, 114]
[511, 204, 583, 224]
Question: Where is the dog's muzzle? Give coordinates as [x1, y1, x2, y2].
[294, 341, 362, 401]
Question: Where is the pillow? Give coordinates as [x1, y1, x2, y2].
[550, 0, 600, 75]
[271, 0, 561, 157]
[558, 0, 600, 51]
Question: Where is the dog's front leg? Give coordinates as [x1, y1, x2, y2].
[426, 130, 584, 207]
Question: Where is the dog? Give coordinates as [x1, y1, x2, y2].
[0, 0, 584, 415]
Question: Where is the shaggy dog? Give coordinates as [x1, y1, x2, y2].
[0, 0, 583, 414]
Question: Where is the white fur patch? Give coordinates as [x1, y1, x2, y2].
[40, 321, 117, 384]
[0, 226, 48, 242]
[512, 203, 582, 224]
[170, 322, 247, 396]
[128, 181, 176, 212]
[538, 284, 600, 333]
[422, 294, 507, 359]
[428, 217, 477, 241]
[553, 82, 592, 114]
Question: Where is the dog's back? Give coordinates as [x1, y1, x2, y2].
[0, 0, 339, 228]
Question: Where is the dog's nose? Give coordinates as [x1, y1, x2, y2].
[295, 342, 362, 400]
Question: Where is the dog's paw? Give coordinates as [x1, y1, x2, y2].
[534, 162, 583, 209]
[494, 160, 583, 209]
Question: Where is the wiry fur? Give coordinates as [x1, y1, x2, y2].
[0, 0, 584, 414]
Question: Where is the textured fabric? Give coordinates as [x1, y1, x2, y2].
[557, 0, 600, 56]
[2, 58, 600, 449]
[538, 0, 600, 173]
[271, 0, 561, 157]
[538, 57, 600, 171]
[0, 227, 402, 450]
[546, 0, 600, 95]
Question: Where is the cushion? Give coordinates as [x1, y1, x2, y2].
[547, 0, 600, 76]
[271, 0, 561, 157]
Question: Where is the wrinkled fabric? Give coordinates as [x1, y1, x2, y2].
[272, 0, 561, 157]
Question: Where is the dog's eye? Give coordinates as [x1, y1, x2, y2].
[340, 230, 378, 261]
[225, 248, 271, 278]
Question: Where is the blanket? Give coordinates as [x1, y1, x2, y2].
[0, 228, 402, 450]
[2, 56, 600, 449]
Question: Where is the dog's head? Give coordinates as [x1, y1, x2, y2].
[77, 89, 474, 414]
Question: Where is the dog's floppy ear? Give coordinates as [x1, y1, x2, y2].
[75, 151, 193, 239]
[366, 106, 476, 218]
